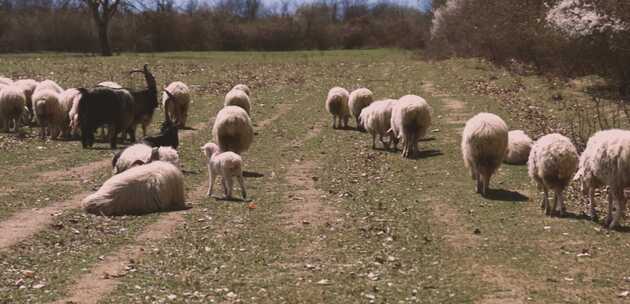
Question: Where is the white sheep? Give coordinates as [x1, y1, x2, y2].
[461, 113, 508, 195]
[0, 77, 12, 86]
[528, 133, 578, 216]
[573, 129, 630, 228]
[31, 89, 65, 139]
[231, 84, 250, 96]
[82, 161, 186, 216]
[224, 88, 251, 114]
[390, 95, 432, 158]
[59, 88, 81, 138]
[0, 85, 26, 132]
[113, 143, 180, 174]
[162, 81, 192, 128]
[202, 142, 247, 199]
[34, 79, 63, 95]
[14, 79, 38, 121]
[359, 98, 396, 149]
[504, 130, 533, 165]
[349, 88, 374, 130]
[212, 106, 254, 155]
[325, 87, 351, 129]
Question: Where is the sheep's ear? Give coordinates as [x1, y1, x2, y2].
[164, 89, 174, 99]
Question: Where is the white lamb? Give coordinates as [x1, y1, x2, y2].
[212, 106, 254, 155]
[390, 95, 432, 158]
[31, 89, 65, 139]
[573, 129, 630, 228]
[202, 142, 247, 199]
[231, 84, 250, 96]
[0, 85, 26, 132]
[359, 99, 396, 149]
[461, 113, 508, 196]
[162, 81, 192, 128]
[82, 161, 186, 216]
[349, 88, 374, 130]
[504, 130, 533, 165]
[224, 88, 251, 114]
[528, 133, 578, 216]
[113, 143, 180, 174]
[325, 87, 351, 129]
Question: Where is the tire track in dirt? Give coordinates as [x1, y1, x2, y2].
[0, 123, 206, 252]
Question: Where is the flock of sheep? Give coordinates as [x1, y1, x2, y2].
[325, 86, 630, 229]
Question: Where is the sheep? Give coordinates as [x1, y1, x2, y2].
[31, 89, 65, 139]
[128, 64, 159, 141]
[97, 81, 122, 89]
[231, 84, 250, 96]
[528, 133, 578, 217]
[504, 130, 533, 165]
[349, 88, 374, 130]
[224, 88, 251, 115]
[202, 142, 247, 199]
[325, 87, 351, 129]
[112, 143, 180, 174]
[573, 129, 630, 228]
[0, 85, 26, 133]
[77, 87, 135, 149]
[212, 106, 254, 155]
[0, 77, 12, 86]
[389, 95, 432, 158]
[14, 79, 38, 123]
[59, 88, 81, 138]
[34, 80, 63, 95]
[162, 81, 192, 128]
[461, 112, 508, 196]
[82, 161, 186, 216]
[142, 119, 179, 149]
[359, 99, 396, 149]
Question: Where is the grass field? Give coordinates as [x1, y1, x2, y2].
[1, 49, 630, 303]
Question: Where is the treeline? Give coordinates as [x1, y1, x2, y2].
[0, 0, 430, 53]
[428, 0, 630, 95]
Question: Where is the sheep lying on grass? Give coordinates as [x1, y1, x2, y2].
[112, 143, 180, 174]
[574, 129, 630, 228]
[325, 87, 351, 129]
[349, 88, 374, 131]
[202, 142, 247, 199]
[212, 106, 254, 154]
[0, 85, 26, 132]
[224, 88, 251, 114]
[461, 112, 508, 196]
[83, 161, 186, 216]
[390, 95, 432, 158]
[162, 81, 192, 128]
[504, 130, 533, 165]
[528, 133, 578, 216]
[359, 99, 396, 149]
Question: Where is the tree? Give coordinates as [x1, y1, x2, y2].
[84, 0, 122, 56]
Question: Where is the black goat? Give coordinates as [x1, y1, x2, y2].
[127, 64, 159, 142]
[142, 119, 179, 149]
[77, 87, 135, 149]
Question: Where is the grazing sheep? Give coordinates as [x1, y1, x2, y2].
[162, 81, 192, 128]
[59, 88, 81, 138]
[112, 143, 180, 174]
[359, 99, 396, 149]
[212, 106, 254, 154]
[224, 88, 251, 114]
[232, 84, 250, 96]
[77, 87, 135, 149]
[202, 142, 247, 199]
[142, 119, 179, 149]
[528, 133, 578, 216]
[14, 79, 38, 123]
[325, 87, 351, 129]
[0, 77, 12, 86]
[128, 65, 159, 140]
[573, 129, 630, 228]
[349, 88, 374, 130]
[34, 80, 63, 95]
[0, 85, 26, 132]
[504, 130, 533, 165]
[461, 113, 508, 196]
[390, 95, 432, 158]
[32, 89, 65, 139]
[82, 161, 186, 216]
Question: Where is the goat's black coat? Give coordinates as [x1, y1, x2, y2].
[78, 87, 135, 149]
[127, 64, 159, 141]
[142, 119, 179, 149]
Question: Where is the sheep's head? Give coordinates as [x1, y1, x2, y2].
[202, 142, 220, 158]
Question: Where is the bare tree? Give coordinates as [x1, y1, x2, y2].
[84, 0, 122, 56]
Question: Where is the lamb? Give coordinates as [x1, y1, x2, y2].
[77, 87, 135, 149]
[528, 133, 578, 217]
[224, 88, 251, 114]
[82, 161, 186, 216]
[112, 143, 180, 174]
[202, 142, 247, 199]
[325, 87, 351, 129]
[573, 129, 630, 228]
[389, 95, 432, 158]
[0, 85, 26, 132]
[212, 106, 254, 154]
[0, 77, 12, 86]
[359, 98, 396, 149]
[231, 84, 250, 96]
[461, 112, 508, 196]
[59, 88, 81, 138]
[162, 81, 192, 128]
[504, 130, 533, 165]
[31, 89, 65, 139]
[142, 119, 179, 149]
[348, 88, 374, 130]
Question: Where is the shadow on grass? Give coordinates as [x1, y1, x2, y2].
[179, 126, 197, 131]
[484, 188, 529, 202]
[244, 171, 264, 178]
[410, 149, 443, 159]
[419, 137, 436, 142]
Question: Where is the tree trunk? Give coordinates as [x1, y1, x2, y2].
[97, 20, 113, 56]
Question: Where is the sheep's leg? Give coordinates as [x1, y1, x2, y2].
[605, 192, 613, 225]
[207, 166, 216, 197]
[40, 126, 45, 139]
[225, 177, 234, 199]
[109, 126, 118, 149]
[543, 188, 550, 216]
[237, 174, 247, 199]
[475, 172, 482, 194]
[343, 116, 349, 128]
[610, 191, 626, 229]
[221, 178, 228, 198]
[553, 190, 565, 217]
[372, 133, 377, 149]
[481, 173, 490, 196]
[332, 116, 337, 129]
[588, 189, 598, 220]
